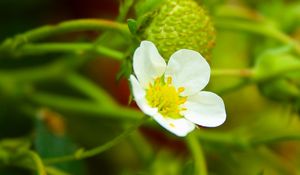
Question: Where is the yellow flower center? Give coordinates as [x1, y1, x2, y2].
[145, 77, 187, 118]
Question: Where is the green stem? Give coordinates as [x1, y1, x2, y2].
[251, 133, 300, 146]
[197, 129, 300, 148]
[0, 59, 70, 82]
[211, 68, 254, 77]
[197, 130, 236, 144]
[196, 130, 249, 148]
[16, 154, 70, 175]
[44, 116, 147, 164]
[17, 43, 124, 60]
[253, 64, 300, 82]
[215, 19, 300, 55]
[0, 19, 128, 51]
[211, 65, 300, 82]
[216, 81, 250, 95]
[45, 166, 70, 175]
[29, 92, 142, 121]
[25, 151, 47, 175]
[65, 73, 117, 106]
[186, 132, 208, 175]
[128, 131, 153, 163]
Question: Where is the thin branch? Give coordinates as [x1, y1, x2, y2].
[44, 116, 147, 164]
[17, 43, 124, 60]
[187, 132, 208, 175]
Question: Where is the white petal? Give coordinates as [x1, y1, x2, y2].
[152, 113, 195, 137]
[130, 75, 157, 116]
[182, 91, 226, 127]
[133, 41, 167, 88]
[165, 49, 210, 96]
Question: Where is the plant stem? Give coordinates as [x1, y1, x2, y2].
[17, 43, 124, 60]
[186, 132, 208, 175]
[196, 130, 250, 149]
[25, 151, 47, 175]
[29, 92, 143, 121]
[211, 68, 254, 77]
[0, 59, 69, 82]
[197, 129, 300, 148]
[65, 73, 117, 106]
[44, 116, 147, 164]
[215, 19, 300, 55]
[128, 131, 153, 163]
[251, 133, 300, 146]
[45, 166, 70, 175]
[211, 65, 300, 82]
[16, 153, 70, 175]
[253, 64, 300, 82]
[0, 19, 128, 51]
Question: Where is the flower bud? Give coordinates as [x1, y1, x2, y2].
[138, 0, 216, 60]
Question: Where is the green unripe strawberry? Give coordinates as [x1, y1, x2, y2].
[138, 0, 216, 60]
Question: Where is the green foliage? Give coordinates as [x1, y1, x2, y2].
[254, 46, 300, 101]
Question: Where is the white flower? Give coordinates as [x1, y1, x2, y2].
[130, 41, 226, 137]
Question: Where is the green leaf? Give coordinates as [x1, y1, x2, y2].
[254, 45, 300, 82]
[254, 46, 300, 101]
[127, 19, 138, 35]
[34, 118, 86, 175]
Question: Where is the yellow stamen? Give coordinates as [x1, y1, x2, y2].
[155, 78, 160, 84]
[178, 87, 185, 93]
[146, 77, 187, 119]
[169, 123, 175, 128]
[167, 77, 172, 84]
[179, 97, 187, 103]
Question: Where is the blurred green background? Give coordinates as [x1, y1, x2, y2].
[1, 0, 300, 175]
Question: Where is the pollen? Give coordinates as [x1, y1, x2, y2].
[169, 123, 175, 128]
[167, 77, 172, 84]
[178, 87, 185, 93]
[146, 77, 187, 118]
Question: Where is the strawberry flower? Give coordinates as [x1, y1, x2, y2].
[130, 41, 226, 137]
